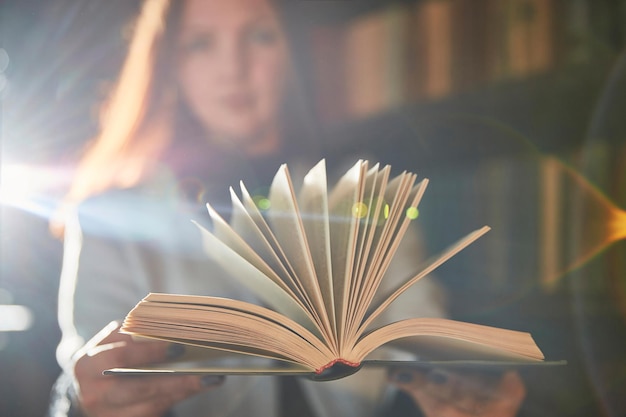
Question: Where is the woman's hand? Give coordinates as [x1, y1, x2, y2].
[72, 321, 224, 417]
[389, 367, 526, 417]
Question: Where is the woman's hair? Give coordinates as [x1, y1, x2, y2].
[51, 0, 319, 236]
[61, 0, 183, 207]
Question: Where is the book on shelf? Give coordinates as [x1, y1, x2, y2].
[491, 0, 557, 80]
[343, 10, 387, 118]
[412, 0, 454, 100]
[106, 159, 550, 381]
[310, 5, 414, 124]
[450, 0, 491, 90]
[310, 25, 348, 125]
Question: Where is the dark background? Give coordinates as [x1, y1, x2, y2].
[2, 1, 626, 416]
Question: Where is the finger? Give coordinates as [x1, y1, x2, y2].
[90, 325, 187, 368]
[75, 338, 177, 380]
[425, 370, 504, 415]
[73, 321, 161, 364]
[490, 371, 526, 413]
[82, 321, 163, 351]
[389, 367, 457, 400]
[499, 371, 526, 400]
[107, 377, 218, 417]
[72, 321, 125, 361]
[390, 368, 501, 417]
[92, 320, 125, 344]
[433, 370, 497, 413]
[456, 371, 525, 416]
[413, 394, 469, 417]
[439, 370, 525, 417]
[102, 338, 173, 367]
[80, 374, 224, 416]
[104, 374, 224, 406]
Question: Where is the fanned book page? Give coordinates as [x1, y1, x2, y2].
[108, 159, 550, 381]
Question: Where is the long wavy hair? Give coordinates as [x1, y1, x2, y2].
[52, 0, 317, 236]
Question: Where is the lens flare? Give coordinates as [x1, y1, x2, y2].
[539, 156, 626, 289]
[608, 209, 626, 243]
[0, 163, 70, 219]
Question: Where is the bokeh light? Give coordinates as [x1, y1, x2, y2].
[405, 207, 419, 220]
[0, 305, 34, 333]
[351, 202, 368, 219]
[253, 194, 271, 211]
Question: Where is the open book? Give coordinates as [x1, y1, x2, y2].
[108, 160, 546, 380]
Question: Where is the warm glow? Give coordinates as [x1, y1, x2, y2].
[608, 208, 626, 243]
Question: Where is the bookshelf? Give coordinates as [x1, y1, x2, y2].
[302, 0, 563, 125]
[293, 0, 626, 152]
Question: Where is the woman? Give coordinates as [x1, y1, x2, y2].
[49, 0, 524, 416]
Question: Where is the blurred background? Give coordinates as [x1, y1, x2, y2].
[1, 0, 626, 416]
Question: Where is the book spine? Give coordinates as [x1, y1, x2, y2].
[384, 3, 411, 111]
[539, 156, 562, 291]
[527, 0, 556, 73]
[344, 11, 387, 119]
[414, 0, 454, 100]
[450, 0, 491, 91]
[310, 26, 347, 125]
[313, 358, 362, 380]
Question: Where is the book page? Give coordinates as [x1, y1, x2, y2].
[297, 160, 336, 335]
[194, 220, 320, 337]
[365, 173, 415, 277]
[344, 172, 416, 341]
[268, 164, 335, 346]
[354, 172, 411, 301]
[345, 164, 388, 333]
[238, 182, 313, 310]
[228, 188, 308, 305]
[352, 178, 429, 333]
[123, 293, 335, 370]
[359, 226, 491, 334]
[326, 160, 367, 349]
[352, 317, 545, 363]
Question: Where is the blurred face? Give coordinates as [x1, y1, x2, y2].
[176, 0, 289, 152]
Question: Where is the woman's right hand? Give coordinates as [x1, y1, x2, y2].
[389, 367, 525, 417]
[72, 321, 224, 417]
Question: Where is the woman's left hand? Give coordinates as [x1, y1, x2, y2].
[389, 367, 526, 417]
